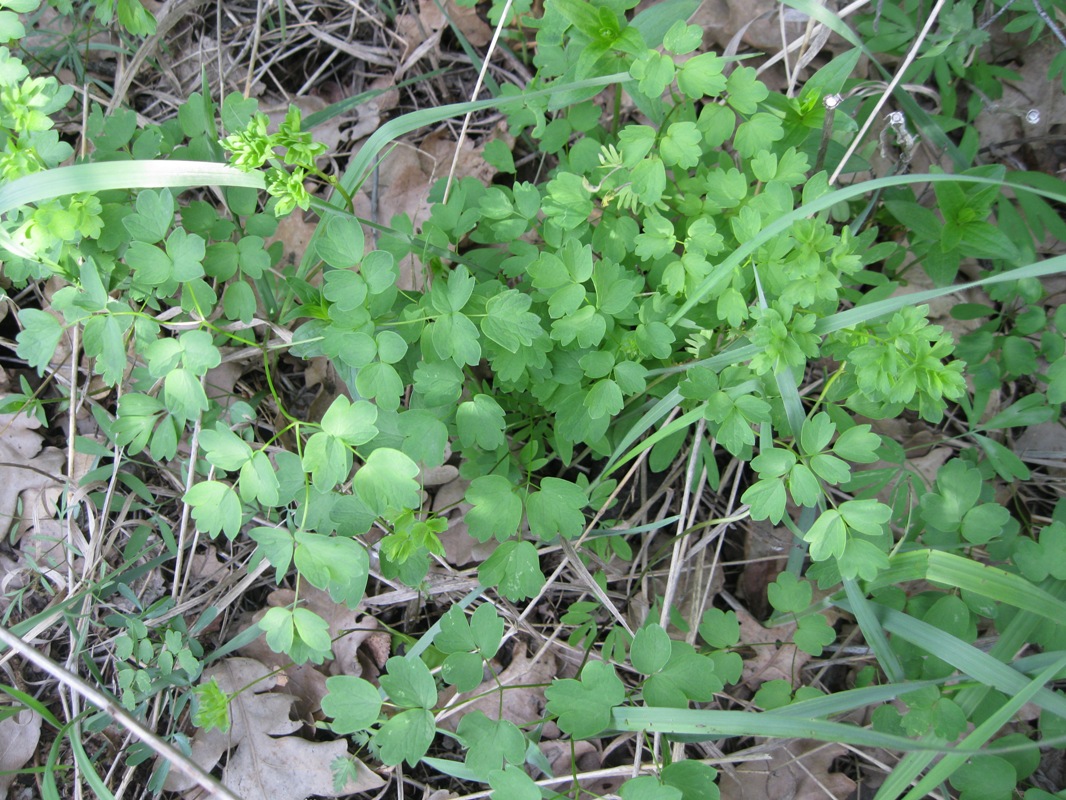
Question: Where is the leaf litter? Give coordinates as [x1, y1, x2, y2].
[163, 657, 384, 798]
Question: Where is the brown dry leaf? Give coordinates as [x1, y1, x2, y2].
[720, 739, 856, 800]
[0, 412, 65, 545]
[1015, 421, 1066, 473]
[690, 0, 812, 53]
[736, 605, 811, 688]
[164, 657, 384, 797]
[973, 36, 1066, 176]
[438, 641, 558, 733]
[396, 0, 491, 67]
[186, 545, 233, 587]
[738, 521, 792, 619]
[266, 211, 318, 269]
[0, 707, 41, 798]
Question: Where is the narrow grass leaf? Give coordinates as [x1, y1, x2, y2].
[900, 654, 1066, 800]
[868, 549, 1066, 625]
[0, 161, 265, 216]
[843, 577, 905, 683]
[832, 598, 1066, 719]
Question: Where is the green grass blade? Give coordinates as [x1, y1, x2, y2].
[816, 253, 1066, 336]
[611, 706, 931, 750]
[843, 577, 905, 683]
[876, 579, 1066, 799]
[867, 550, 1066, 625]
[0, 161, 265, 217]
[598, 403, 704, 483]
[0, 684, 62, 728]
[901, 654, 1066, 800]
[302, 68, 452, 130]
[611, 705, 1043, 755]
[832, 598, 1066, 719]
[69, 730, 116, 800]
[337, 72, 630, 197]
[772, 679, 940, 719]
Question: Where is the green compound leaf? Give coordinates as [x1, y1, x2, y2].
[164, 367, 209, 421]
[662, 760, 719, 800]
[123, 188, 174, 244]
[733, 112, 785, 159]
[112, 392, 165, 455]
[469, 603, 504, 658]
[82, 313, 128, 386]
[545, 660, 626, 739]
[456, 394, 507, 451]
[199, 423, 253, 472]
[526, 477, 588, 540]
[259, 606, 333, 665]
[322, 675, 382, 734]
[355, 361, 404, 411]
[239, 451, 281, 506]
[319, 395, 379, 446]
[302, 431, 353, 490]
[373, 708, 436, 767]
[698, 608, 740, 649]
[543, 171, 592, 229]
[316, 214, 365, 268]
[482, 139, 516, 174]
[322, 269, 368, 312]
[631, 623, 672, 675]
[293, 530, 369, 607]
[442, 651, 483, 692]
[481, 289, 544, 353]
[833, 423, 881, 462]
[478, 540, 544, 601]
[248, 526, 294, 583]
[795, 614, 837, 656]
[619, 775, 683, 800]
[16, 309, 63, 374]
[767, 572, 813, 614]
[660, 121, 702, 169]
[949, 756, 1017, 800]
[663, 20, 702, 55]
[803, 508, 848, 561]
[643, 641, 722, 708]
[799, 412, 836, 455]
[630, 50, 675, 97]
[353, 448, 421, 517]
[177, 329, 221, 377]
[380, 655, 437, 710]
[676, 52, 726, 99]
[183, 480, 242, 539]
[465, 475, 524, 543]
[436, 604, 477, 653]
[724, 66, 769, 114]
[457, 711, 527, 780]
[741, 477, 787, 524]
[488, 765, 540, 800]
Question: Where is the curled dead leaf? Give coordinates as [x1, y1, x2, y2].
[164, 657, 384, 798]
[720, 739, 856, 800]
[0, 707, 41, 799]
